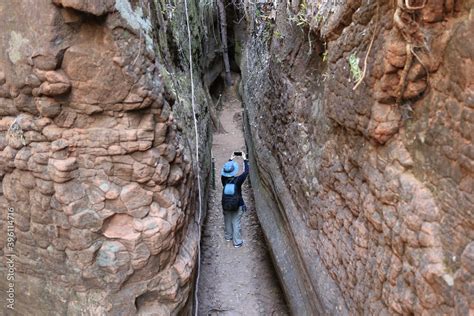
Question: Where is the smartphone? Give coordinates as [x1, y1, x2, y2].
[233, 151, 242, 156]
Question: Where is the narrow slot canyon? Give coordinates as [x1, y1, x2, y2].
[197, 73, 288, 315]
[0, 1, 472, 316]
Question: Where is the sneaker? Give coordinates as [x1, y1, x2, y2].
[225, 237, 232, 242]
[234, 242, 243, 248]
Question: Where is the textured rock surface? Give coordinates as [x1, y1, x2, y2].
[0, 0, 212, 314]
[242, 0, 473, 315]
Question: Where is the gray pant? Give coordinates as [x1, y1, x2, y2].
[223, 206, 244, 246]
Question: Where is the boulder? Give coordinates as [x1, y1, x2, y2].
[167, 165, 183, 186]
[39, 82, 71, 96]
[102, 214, 140, 240]
[52, 0, 115, 16]
[96, 241, 131, 274]
[32, 55, 60, 70]
[131, 242, 151, 270]
[54, 181, 85, 205]
[120, 183, 153, 216]
[69, 209, 102, 231]
[35, 97, 62, 118]
[49, 157, 77, 172]
[62, 44, 130, 105]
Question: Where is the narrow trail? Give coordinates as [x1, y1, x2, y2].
[197, 79, 289, 315]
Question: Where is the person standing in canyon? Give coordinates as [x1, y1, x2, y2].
[221, 152, 249, 248]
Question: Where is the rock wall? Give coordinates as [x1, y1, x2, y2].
[242, 0, 473, 315]
[0, 0, 213, 314]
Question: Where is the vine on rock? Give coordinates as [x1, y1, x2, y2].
[353, 0, 380, 91]
[393, 0, 429, 104]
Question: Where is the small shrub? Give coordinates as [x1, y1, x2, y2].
[348, 53, 362, 82]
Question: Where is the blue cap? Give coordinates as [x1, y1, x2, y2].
[221, 161, 239, 177]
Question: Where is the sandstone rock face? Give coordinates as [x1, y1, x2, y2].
[0, 0, 211, 314]
[242, 0, 473, 315]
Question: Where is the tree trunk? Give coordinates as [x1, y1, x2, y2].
[217, 0, 232, 86]
[210, 94, 226, 133]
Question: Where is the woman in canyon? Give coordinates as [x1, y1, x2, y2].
[221, 152, 250, 248]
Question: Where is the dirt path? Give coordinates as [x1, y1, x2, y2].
[197, 80, 289, 315]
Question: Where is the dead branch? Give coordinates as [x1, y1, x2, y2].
[353, 25, 377, 90]
[217, 0, 233, 86]
[396, 43, 414, 104]
[353, 1, 380, 90]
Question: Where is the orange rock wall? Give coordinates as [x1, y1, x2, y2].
[242, 0, 473, 314]
[0, 0, 211, 314]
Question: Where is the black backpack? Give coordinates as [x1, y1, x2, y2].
[222, 178, 240, 212]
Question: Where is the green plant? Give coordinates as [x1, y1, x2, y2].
[262, 22, 273, 42]
[313, 13, 323, 25]
[288, 0, 309, 28]
[322, 51, 328, 62]
[274, 30, 283, 39]
[348, 53, 362, 82]
[442, 256, 455, 275]
[122, 30, 130, 40]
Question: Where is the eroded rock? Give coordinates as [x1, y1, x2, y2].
[0, 1, 212, 314]
[242, 1, 473, 315]
[52, 0, 115, 16]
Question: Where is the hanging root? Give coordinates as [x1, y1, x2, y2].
[353, 1, 380, 91]
[394, 0, 429, 45]
[404, 0, 426, 10]
[307, 31, 312, 56]
[396, 43, 413, 103]
[393, 0, 429, 103]
[410, 46, 429, 82]
[353, 25, 377, 90]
